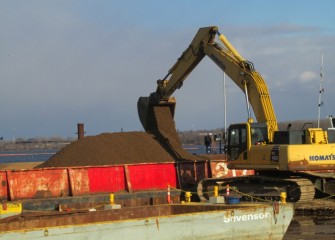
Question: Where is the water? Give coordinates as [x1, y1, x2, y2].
[0, 149, 56, 163]
[1, 148, 334, 238]
[284, 216, 335, 239]
[183, 144, 223, 155]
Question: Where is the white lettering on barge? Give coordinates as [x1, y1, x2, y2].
[223, 212, 271, 223]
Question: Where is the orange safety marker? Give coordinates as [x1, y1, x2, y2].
[167, 184, 171, 204]
[226, 184, 230, 196]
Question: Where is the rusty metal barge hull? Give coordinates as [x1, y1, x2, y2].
[1, 203, 293, 240]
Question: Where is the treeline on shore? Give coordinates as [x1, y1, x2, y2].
[1, 118, 332, 150]
[0, 137, 75, 151]
[178, 118, 333, 145]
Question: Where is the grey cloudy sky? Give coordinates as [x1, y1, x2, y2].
[1, 0, 335, 139]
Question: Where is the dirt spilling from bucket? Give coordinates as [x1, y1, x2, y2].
[144, 105, 200, 162]
[37, 105, 202, 168]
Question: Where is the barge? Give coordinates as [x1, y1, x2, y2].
[0, 203, 293, 240]
[0, 158, 292, 239]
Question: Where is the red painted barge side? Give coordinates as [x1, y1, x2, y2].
[0, 159, 253, 203]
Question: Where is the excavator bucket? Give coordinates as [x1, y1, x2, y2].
[137, 97, 150, 131]
[137, 96, 176, 131]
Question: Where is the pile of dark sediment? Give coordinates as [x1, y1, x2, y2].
[37, 105, 202, 168]
[37, 132, 180, 168]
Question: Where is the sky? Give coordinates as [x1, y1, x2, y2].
[1, 0, 335, 139]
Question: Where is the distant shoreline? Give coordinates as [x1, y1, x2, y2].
[0, 141, 73, 151]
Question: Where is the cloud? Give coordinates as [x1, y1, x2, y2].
[0, 2, 334, 139]
[299, 71, 318, 83]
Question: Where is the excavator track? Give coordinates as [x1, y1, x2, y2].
[284, 177, 315, 202]
[197, 175, 315, 203]
[294, 171, 335, 197]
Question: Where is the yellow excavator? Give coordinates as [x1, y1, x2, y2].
[138, 26, 335, 202]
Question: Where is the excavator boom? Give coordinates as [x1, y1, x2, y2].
[138, 26, 277, 138]
[138, 26, 217, 131]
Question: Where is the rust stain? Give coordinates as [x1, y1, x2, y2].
[144, 219, 149, 226]
[156, 218, 160, 230]
[224, 210, 234, 218]
[273, 202, 279, 214]
[289, 159, 309, 166]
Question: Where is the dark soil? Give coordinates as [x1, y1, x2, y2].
[37, 105, 202, 168]
[144, 105, 200, 162]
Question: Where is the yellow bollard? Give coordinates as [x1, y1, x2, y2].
[110, 193, 115, 205]
[280, 192, 287, 204]
[214, 186, 219, 197]
[185, 192, 192, 203]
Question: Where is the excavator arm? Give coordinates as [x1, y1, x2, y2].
[153, 27, 216, 100]
[138, 26, 278, 140]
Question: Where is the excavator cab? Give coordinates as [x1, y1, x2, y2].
[227, 122, 269, 162]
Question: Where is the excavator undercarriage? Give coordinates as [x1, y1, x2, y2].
[197, 171, 335, 203]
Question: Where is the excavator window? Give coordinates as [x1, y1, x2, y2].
[230, 129, 239, 145]
[251, 126, 267, 145]
[227, 124, 247, 161]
